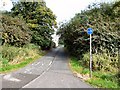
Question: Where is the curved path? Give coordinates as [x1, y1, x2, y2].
[2, 46, 92, 88]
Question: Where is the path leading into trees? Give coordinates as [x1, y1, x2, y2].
[1, 46, 92, 88]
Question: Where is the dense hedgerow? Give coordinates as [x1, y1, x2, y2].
[0, 14, 31, 47]
[58, 1, 120, 72]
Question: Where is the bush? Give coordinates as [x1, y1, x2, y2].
[1, 44, 41, 65]
[11, 1, 57, 50]
[58, 1, 120, 73]
[58, 1, 120, 57]
[0, 14, 31, 47]
[80, 50, 118, 73]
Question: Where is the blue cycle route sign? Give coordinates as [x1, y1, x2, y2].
[87, 28, 93, 78]
[87, 28, 93, 35]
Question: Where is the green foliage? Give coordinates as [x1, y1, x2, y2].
[2, 58, 9, 67]
[0, 14, 31, 47]
[1, 58, 34, 72]
[58, 1, 120, 56]
[80, 51, 118, 73]
[0, 44, 43, 72]
[70, 57, 83, 73]
[81, 68, 89, 74]
[1, 44, 40, 63]
[58, 37, 64, 45]
[87, 78, 118, 88]
[51, 41, 56, 48]
[11, 1, 57, 50]
[70, 57, 119, 88]
[58, 1, 120, 72]
[23, 43, 41, 49]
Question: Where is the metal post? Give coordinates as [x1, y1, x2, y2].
[90, 34, 92, 78]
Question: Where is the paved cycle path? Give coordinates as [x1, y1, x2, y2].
[1, 46, 92, 89]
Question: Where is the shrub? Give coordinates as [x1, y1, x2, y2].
[58, 1, 120, 57]
[0, 14, 31, 47]
[1, 44, 40, 65]
[11, 1, 57, 50]
[80, 50, 118, 73]
[58, 1, 120, 73]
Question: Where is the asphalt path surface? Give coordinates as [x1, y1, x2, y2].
[1, 46, 92, 89]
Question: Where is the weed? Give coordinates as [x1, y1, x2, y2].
[0, 44, 44, 73]
[81, 68, 89, 74]
[70, 56, 119, 88]
[87, 78, 118, 88]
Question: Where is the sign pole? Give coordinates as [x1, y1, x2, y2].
[90, 34, 92, 78]
[87, 28, 93, 78]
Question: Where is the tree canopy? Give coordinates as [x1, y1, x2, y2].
[58, 1, 120, 57]
[11, 0, 57, 49]
[0, 14, 31, 47]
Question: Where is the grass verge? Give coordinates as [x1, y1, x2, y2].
[0, 44, 46, 73]
[0, 55, 40, 73]
[69, 57, 119, 88]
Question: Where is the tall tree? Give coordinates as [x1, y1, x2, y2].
[11, 0, 57, 49]
[58, 1, 120, 57]
[0, 14, 31, 47]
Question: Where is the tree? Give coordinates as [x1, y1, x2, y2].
[58, 1, 120, 57]
[57, 1, 120, 73]
[0, 14, 31, 47]
[11, 0, 57, 50]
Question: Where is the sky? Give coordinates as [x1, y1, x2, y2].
[45, 0, 112, 24]
[0, 0, 113, 46]
[0, 0, 113, 23]
[0, 0, 13, 11]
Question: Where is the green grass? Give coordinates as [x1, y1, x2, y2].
[70, 57, 119, 88]
[70, 57, 83, 73]
[0, 55, 41, 73]
[0, 44, 46, 73]
[87, 77, 118, 88]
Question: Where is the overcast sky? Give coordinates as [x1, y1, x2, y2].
[45, 0, 114, 23]
[0, 0, 113, 23]
[0, 0, 114, 45]
[45, 0, 112, 23]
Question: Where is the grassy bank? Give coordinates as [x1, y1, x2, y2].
[0, 44, 46, 73]
[70, 57, 119, 88]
